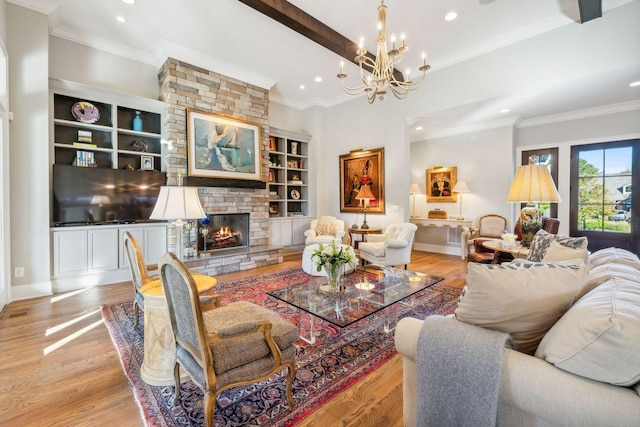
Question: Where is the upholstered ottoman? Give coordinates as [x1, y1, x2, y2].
[302, 243, 357, 276]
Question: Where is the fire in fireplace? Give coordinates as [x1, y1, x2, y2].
[196, 213, 249, 252]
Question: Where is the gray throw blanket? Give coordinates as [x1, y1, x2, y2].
[416, 316, 511, 427]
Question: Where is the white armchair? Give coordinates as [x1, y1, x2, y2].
[358, 223, 418, 269]
[304, 216, 346, 246]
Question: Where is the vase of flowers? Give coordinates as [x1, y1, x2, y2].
[311, 241, 356, 292]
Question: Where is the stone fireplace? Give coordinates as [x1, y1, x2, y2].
[197, 213, 249, 252]
[158, 58, 281, 275]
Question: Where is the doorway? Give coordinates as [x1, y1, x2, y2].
[570, 139, 639, 256]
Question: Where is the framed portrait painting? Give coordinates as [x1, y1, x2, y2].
[426, 166, 457, 202]
[187, 110, 262, 180]
[339, 148, 385, 213]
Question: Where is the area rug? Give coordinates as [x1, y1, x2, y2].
[101, 267, 461, 426]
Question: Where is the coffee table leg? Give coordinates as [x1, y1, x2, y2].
[298, 309, 317, 345]
[383, 304, 399, 333]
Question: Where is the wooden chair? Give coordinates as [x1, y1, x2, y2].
[466, 214, 508, 263]
[124, 232, 217, 329]
[158, 252, 298, 426]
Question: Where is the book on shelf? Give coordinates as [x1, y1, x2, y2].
[72, 142, 97, 148]
[75, 150, 95, 167]
[288, 180, 303, 185]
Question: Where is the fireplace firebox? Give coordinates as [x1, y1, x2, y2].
[196, 213, 249, 252]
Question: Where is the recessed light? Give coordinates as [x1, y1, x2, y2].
[122, 0, 135, 4]
[299, 85, 306, 90]
[116, 16, 126, 23]
[314, 77, 323, 83]
[499, 108, 510, 113]
[415, 126, 424, 131]
[630, 81, 640, 87]
[445, 11, 457, 21]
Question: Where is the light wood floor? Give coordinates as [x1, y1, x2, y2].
[0, 251, 467, 427]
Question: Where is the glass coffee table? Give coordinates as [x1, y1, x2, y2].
[267, 267, 444, 344]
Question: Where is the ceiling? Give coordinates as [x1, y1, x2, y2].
[8, 0, 640, 139]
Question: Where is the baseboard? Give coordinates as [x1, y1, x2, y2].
[10, 280, 53, 301]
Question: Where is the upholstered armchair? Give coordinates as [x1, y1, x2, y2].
[158, 252, 298, 427]
[466, 214, 508, 263]
[304, 215, 346, 245]
[358, 223, 418, 269]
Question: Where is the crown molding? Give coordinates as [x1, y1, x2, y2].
[518, 100, 640, 128]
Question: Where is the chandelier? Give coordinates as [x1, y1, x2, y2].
[337, 0, 430, 104]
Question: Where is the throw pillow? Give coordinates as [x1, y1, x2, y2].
[589, 247, 640, 271]
[535, 276, 640, 388]
[542, 240, 589, 264]
[315, 221, 337, 236]
[527, 229, 588, 262]
[455, 262, 589, 355]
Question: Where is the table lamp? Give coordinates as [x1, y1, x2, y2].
[452, 181, 470, 220]
[356, 183, 376, 229]
[409, 183, 422, 218]
[150, 184, 206, 260]
[507, 161, 561, 247]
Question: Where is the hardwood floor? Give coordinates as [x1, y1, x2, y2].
[0, 251, 467, 427]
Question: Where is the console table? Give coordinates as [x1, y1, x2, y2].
[410, 218, 473, 259]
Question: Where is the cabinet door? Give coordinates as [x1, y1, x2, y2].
[292, 218, 312, 246]
[143, 225, 167, 265]
[53, 230, 88, 277]
[269, 220, 283, 247]
[119, 227, 144, 269]
[88, 228, 119, 272]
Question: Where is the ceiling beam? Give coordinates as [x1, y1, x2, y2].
[577, 0, 602, 23]
[237, 0, 405, 82]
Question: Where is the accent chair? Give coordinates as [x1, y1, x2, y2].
[466, 214, 508, 263]
[158, 252, 298, 427]
[304, 215, 346, 245]
[358, 222, 418, 269]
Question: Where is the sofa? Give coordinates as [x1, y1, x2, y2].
[395, 240, 640, 426]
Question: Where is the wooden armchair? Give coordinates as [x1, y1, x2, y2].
[158, 252, 298, 426]
[466, 214, 508, 263]
[124, 232, 217, 329]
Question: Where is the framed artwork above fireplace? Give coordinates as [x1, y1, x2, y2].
[187, 110, 262, 181]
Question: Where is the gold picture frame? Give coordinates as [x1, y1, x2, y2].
[187, 110, 262, 180]
[426, 166, 457, 202]
[339, 148, 385, 213]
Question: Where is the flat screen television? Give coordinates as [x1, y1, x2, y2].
[52, 164, 166, 226]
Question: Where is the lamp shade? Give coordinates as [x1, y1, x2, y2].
[149, 186, 206, 220]
[506, 165, 561, 203]
[452, 181, 470, 193]
[409, 183, 422, 194]
[356, 184, 376, 202]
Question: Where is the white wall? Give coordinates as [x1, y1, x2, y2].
[49, 37, 160, 100]
[7, 4, 51, 299]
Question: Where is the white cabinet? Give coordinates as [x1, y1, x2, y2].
[53, 229, 88, 277]
[269, 217, 313, 248]
[53, 224, 167, 279]
[88, 228, 119, 272]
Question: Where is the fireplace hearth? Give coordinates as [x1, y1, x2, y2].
[196, 213, 249, 252]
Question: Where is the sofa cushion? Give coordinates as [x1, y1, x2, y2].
[579, 263, 640, 300]
[542, 240, 589, 264]
[455, 262, 589, 355]
[589, 247, 640, 271]
[527, 229, 588, 262]
[315, 218, 338, 236]
[535, 275, 640, 388]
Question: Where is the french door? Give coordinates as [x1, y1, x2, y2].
[570, 139, 639, 256]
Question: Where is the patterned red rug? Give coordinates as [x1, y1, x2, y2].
[101, 267, 461, 426]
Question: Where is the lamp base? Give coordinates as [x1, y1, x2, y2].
[519, 204, 541, 247]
